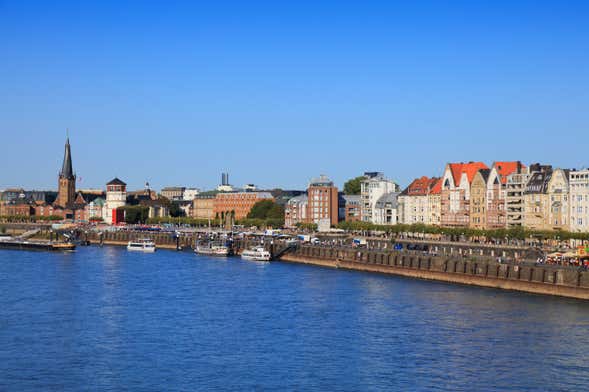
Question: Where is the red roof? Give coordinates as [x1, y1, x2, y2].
[403, 176, 440, 196]
[493, 161, 526, 184]
[448, 162, 488, 186]
[430, 178, 443, 194]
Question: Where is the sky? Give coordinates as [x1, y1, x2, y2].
[1, 1, 588, 191]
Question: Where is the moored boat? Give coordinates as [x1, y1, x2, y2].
[0, 237, 76, 251]
[241, 246, 271, 262]
[195, 240, 232, 256]
[127, 239, 156, 252]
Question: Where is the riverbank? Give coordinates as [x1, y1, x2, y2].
[278, 250, 589, 300]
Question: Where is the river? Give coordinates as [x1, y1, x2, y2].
[0, 246, 587, 391]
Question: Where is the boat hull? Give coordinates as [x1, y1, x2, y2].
[195, 247, 231, 256]
[241, 254, 271, 262]
[0, 239, 76, 252]
[127, 246, 156, 253]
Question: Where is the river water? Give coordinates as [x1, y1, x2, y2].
[0, 246, 588, 391]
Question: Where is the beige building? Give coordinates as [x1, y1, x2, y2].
[398, 176, 439, 225]
[161, 187, 185, 201]
[523, 170, 552, 230]
[509, 164, 551, 228]
[546, 169, 570, 231]
[192, 195, 215, 220]
[470, 169, 490, 229]
[428, 179, 443, 226]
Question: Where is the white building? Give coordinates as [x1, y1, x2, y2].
[216, 184, 235, 192]
[569, 169, 589, 233]
[86, 197, 105, 220]
[284, 194, 308, 228]
[102, 178, 127, 224]
[360, 172, 400, 224]
[243, 184, 258, 191]
[373, 192, 400, 225]
[183, 188, 200, 201]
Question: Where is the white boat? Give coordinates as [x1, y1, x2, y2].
[195, 241, 232, 257]
[127, 239, 156, 252]
[241, 246, 271, 262]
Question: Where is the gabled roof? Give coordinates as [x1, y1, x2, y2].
[341, 194, 360, 202]
[401, 176, 440, 196]
[447, 162, 488, 185]
[79, 191, 105, 204]
[430, 178, 443, 195]
[107, 178, 127, 186]
[74, 192, 87, 205]
[525, 170, 553, 194]
[492, 161, 525, 184]
[288, 194, 308, 204]
[375, 192, 399, 208]
[476, 168, 491, 183]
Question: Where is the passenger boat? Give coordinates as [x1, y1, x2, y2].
[127, 239, 156, 252]
[195, 240, 232, 256]
[241, 246, 271, 262]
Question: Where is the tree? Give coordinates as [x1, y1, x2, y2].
[343, 176, 365, 195]
[119, 206, 149, 224]
[245, 200, 285, 227]
[169, 202, 184, 218]
[267, 204, 285, 220]
[247, 200, 275, 219]
[158, 196, 184, 218]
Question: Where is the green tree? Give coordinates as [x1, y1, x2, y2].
[169, 202, 184, 218]
[247, 200, 275, 219]
[119, 206, 149, 224]
[343, 176, 365, 195]
[267, 203, 285, 220]
[245, 200, 285, 227]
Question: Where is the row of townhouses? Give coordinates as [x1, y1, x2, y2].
[285, 162, 589, 233]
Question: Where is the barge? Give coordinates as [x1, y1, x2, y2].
[0, 237, 76, 251]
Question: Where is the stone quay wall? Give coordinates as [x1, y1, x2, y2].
[278, 245, 589, 300]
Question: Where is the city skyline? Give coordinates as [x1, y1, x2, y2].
[1, 1, 588, 190]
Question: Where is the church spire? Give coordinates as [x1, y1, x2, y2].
[60, 133, 74, 179]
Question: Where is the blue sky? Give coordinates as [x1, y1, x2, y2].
[1, 1, 588, 191]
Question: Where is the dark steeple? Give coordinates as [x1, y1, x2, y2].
[60, 136, 74, 179]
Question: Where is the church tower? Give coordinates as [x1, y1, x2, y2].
[56, 136, 76, 207]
